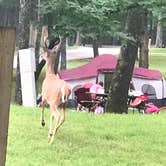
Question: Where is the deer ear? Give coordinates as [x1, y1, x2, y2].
[51, 37, 62, 53]
[43, 37, 49, 52]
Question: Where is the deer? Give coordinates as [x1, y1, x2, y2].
[40, 37, 71, 144]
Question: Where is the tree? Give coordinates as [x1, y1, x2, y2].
[75, 31, 81, 46]
[105, 0, 166, 114]
[39, 1, 72, 72]
[155, 13, 163, 48]
[15, 0, 32, 104]
[39, 0, 122, 58]
[138, 8, 149, 68]
[60, 38, 67, 70]
[105, 5, 146, 113]
[72, 0, 122, 57]
[146, 0, 166, 48]
[15, 0, 40, 104]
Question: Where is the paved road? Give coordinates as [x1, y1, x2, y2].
[66, 46, 120, 60]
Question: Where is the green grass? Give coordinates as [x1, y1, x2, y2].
[6, 105, 166, 166]
[149, 48, 166, 78]
[67, 59, 90, 69]
[149, 48, 166, 53]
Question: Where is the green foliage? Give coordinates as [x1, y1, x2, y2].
[6, 105, 166, 166]
[39, 0, 79, 37]
[38, 0, 166, 43]
[39, 0, 124, 40]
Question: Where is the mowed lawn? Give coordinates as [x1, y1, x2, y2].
[149, 48, 166, 78]
[6, 105, 166, 166]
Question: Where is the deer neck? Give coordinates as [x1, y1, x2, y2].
[46, 57, 56, 76]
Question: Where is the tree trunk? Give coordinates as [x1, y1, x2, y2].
[138, 9, 149, 68]
[35, 59, 46, 81]
[34, 26, 42, 81]
[29, 23, 37, 47]
[24, 0, 42, 81]
[15, 56, 22, 105]
[92, 39, 99, 57]
[139, 33, 149, 68]
[35, 26, 48, 80]
[0, 27, 15, 166]
[15, 0, 31, 105]
[54, 52, 60, 74]
[75, 31, 81, 46]
[155, 13, 163, 48]
[105, 6, 144, 113]
[106, 44, 138, 113]
[60, 38, 67, 70]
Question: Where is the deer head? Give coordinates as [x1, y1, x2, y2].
[43, 37, 62, 60]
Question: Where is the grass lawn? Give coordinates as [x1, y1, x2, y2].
[149, 48, 166, 78]
[6, 105, 166, 166]
[67, 59, 90, 69]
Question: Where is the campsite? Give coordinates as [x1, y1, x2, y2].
[1, 1, 166, 166]
[58, 54, 166, 109]
[5, 47, 166, 166]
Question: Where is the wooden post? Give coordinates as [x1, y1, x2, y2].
[0, 27, 15, 166]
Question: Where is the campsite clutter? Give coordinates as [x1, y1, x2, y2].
[58, 54, 166, 113]
[128, 90, 160, 114]
[145, 103, 160, 114]
[74, 82, 107, 114]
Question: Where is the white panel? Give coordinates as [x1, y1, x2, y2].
[20, 72, 36, 107]
[19, 48, 36, 107]
[19, 48, 36, 73]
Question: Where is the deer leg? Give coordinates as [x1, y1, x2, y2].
[40, 103, 45, 127]
[49, 106, 61, 144]
[49, 107, 66, 144]
[48, 113, 54, 139]
[55, 104, 66, 130]
[59, 105, 66, 127]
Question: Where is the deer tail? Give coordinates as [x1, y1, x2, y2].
[61, 86, 66, 103]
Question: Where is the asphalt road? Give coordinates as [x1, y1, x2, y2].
[66, 46, 120, 60]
